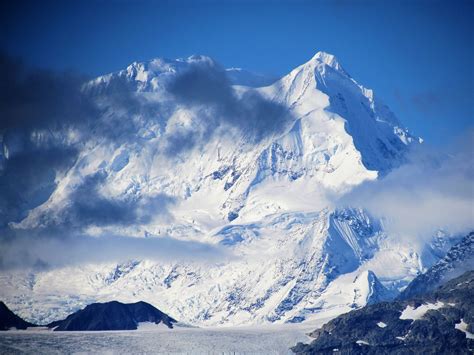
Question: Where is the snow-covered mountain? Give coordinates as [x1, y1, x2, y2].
[0, 51, 456, 326]
[399, 232, 474, 300]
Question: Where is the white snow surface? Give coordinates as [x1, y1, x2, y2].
[0, 322, 324, 354]
[377, 322, 387, 328]
[0, 51, 446, 327]
[136, 322, 173, 331]
[399, 301, 446, 321]
[455, 319, 474, 339]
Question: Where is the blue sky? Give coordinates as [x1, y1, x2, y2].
[1, 0, 472, 145]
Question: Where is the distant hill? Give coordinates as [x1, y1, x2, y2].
[0, 301, 36, 330]
[49, 301, 177, 331]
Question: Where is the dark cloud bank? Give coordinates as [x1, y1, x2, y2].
[164, 57, 291, 155]
[0, 53, 149, 224]
[0, 230, 233, 270]
[0, 53, 90, 227]
[61, 171, 176, 228]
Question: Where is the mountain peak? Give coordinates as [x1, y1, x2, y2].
[310, 51, 344, 72]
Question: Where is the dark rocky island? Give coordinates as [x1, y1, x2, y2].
[0, 301, 36, 330]
[49, 300, 177, 331]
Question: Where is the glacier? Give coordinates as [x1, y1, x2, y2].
[0, 51, 457, 326]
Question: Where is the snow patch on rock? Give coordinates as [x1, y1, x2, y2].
[399, 301, 445, 321]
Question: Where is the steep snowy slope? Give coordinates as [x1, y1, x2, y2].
[0, 51, 437, 326]
[399, 232, 474, 300]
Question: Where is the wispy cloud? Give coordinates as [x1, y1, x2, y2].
[339, 131, 474, 242]
[58, 171, 176, 228]
[0, 228, 234, 270]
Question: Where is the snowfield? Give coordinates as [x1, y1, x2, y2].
[399, 301, 446, 321]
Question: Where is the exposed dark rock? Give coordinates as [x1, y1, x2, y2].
[0, 301, 36, 330]
[49, 300, 177, 331]
[292, 271, 474, 354]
